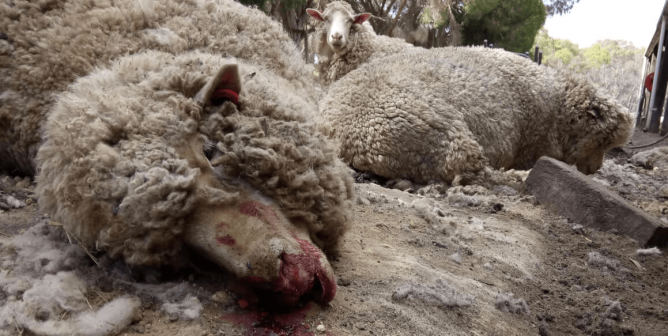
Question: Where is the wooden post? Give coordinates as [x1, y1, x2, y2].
[637, 56, 649, 128]
[534, 46, 539, 63]
[538, 51, 543, 65]
[648, 16, 668, 133]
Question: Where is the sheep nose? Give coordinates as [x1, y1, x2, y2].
[331, 32, 342, 40]
[246, 237, 337, 307]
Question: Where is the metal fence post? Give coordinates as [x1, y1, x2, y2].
[648, 15, 668, 133]
[538, 51, 543, 65]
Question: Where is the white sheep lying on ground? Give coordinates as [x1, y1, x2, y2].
[306, 1, 425, 85]
[317, 46, 634, 185]
[0, 0, 321, 177]
[1, 0, 354, 312]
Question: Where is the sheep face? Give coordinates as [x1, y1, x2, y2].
[181, 64, 337, 306]
[307, 2, 371, 54]
[560, 79, 634, 175]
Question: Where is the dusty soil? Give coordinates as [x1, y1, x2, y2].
[1, 150, 668, 336]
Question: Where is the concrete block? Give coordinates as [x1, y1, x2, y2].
[525, 157, 668, 247]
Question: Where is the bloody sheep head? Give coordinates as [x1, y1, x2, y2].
[182, 64, 337, 306]
[307, 1, 371, 54]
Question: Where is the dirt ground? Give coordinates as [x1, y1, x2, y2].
[1, 147, 668, 336]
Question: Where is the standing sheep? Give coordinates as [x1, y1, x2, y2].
[306, 1, 425, 85]
[317, 46, 634, 185]
[3, 0, 355, 306]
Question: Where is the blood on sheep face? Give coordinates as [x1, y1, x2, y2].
[181, 65, 337, 306]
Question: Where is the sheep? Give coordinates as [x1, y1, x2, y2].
[306, 1, 426, 85]
[0, 0, 321, 177]
[317, 46, 634, 185]
[3, 0, 355, 306]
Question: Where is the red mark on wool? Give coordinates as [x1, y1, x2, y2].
[216, 234, 235, 246]
[239, 201, 281, 226]
[221, 303, 334, 336]
[237, 299, 249, 309]
[215, 222, 235, 246]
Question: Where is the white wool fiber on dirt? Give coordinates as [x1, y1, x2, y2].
[495, 292, 530, 315]
[450, 252, 462, 264]
[392, 278, 474, 308]
[4, 195, 25, 208]
[0, 222, 139, 336]
[636, 247, 662, 256]
[602, 297, 623, 321]
[161, 293, 203, 320]
[596, 160, 640, 184]
[10, 222, 87, 274]
[22, 271, 89, 316]
[12, 297, 141, 336]
[587, 252, 620, 271]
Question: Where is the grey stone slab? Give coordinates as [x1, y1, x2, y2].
[524, 156, 668, 247]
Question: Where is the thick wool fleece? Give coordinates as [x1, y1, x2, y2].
[36, 50, 354, 265]
[0, 0, 320, 176]
[318, 46, 634, 184]
[311, 1, 424, 86]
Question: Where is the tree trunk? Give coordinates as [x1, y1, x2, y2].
[385, 0, 407, 37]
[445, 0, 461, 46]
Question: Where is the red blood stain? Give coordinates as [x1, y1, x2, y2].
[237, 201, 337, 304]
[216, 234, 236, 246]
[238, 299, 250, 308]
[221, 303, 335, 336]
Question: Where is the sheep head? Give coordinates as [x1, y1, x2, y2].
[183, 64, 337, 306]
[559, 76, 634, 175]
[307, 1, 371, 54]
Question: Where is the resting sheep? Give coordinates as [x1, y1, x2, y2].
[317, 46, 634, 185]
[3, 0, 354, 306]
[1, 0, 320, 176]
[306, 1, 425, 85]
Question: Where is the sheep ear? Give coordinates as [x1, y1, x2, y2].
[306, 9, 325, 21]
[195, 64, 241, 107]
[587, 108, 603, 121]
[353, 13, 371, 24]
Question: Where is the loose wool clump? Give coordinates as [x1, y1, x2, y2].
[630, 146, 668, 170]
[307, 1, 425, 85]
[318, 46, 634, 185]
[0, 0, 321, 176]
[0, 222, 141, 336]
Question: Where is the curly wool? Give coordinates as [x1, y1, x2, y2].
[0, 0, 321, 176]
[318, 46, 634, 184]
[36, 50, 354, 265]
[311, 1, 424, 85]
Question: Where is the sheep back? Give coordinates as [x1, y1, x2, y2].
[1, 0, 321, 176]
[319, 46, 633, 184]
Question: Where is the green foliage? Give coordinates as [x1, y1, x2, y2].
[529, 28, 645, 113]
[582, 44, 611, 68]
[460, 0, 547, 52]
[529, 28, 643, 70]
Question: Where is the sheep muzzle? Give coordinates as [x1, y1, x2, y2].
[183, 198, 337, 307]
